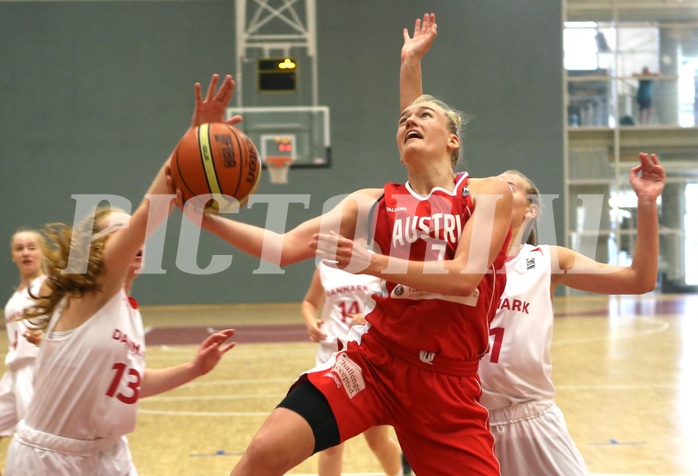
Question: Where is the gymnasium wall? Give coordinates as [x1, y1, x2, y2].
[0, 1, 563, 305]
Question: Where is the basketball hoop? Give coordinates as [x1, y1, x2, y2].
[264, 156, 292, 184]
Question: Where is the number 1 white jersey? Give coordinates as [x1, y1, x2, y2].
[23, 288, 146, 442]
[479, 244, 556, 410]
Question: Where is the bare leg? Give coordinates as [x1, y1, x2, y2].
[317, 442, 344, 476]
[363, 425, 402, 476]
[230, 408, 315, 476]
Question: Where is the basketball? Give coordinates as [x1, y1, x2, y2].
[170, 122, 261, 213]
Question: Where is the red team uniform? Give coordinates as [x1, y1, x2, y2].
[304, 173, 509, 475]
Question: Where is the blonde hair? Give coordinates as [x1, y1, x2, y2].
[22, 206, 120, 330]
[412, 94, 471, 167]
[503, 169, 541, 246]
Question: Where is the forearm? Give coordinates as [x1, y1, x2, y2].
[103, 161, 173, 275]
[400, 54, 424, 111]
[201, 210, 321, 267]
[557, 199, 658, 294]
[201, 214, 311, 267]
[147, 160, 172, 197]
[141, 362, 200, 398]
[125, 161, 174, 243]
[137, 161, 175, 237]
[356, 181, 511, 297]
[629, 196, 659, 291]
[203, 214, 279, 259]
[367, 253, 488, 297]
[300, 301, 320, 329]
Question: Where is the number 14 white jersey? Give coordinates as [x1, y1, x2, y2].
[479, 244, 556, 410]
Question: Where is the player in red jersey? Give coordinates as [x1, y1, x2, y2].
[401, 14, 665, 475]
[173, 69, 513, 476]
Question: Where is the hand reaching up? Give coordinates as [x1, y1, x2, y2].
[401, 13, 437, 63]
[191, 74, 243, 128]
[630, 152, 665, 202]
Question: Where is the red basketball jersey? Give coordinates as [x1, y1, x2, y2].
[367, 173, 509, 362]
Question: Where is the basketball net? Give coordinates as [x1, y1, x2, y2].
[264, 156, 292, 184]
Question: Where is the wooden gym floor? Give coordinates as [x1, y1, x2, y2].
[1, 293, 697, 475]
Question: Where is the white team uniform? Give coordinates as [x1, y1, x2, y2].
[0, 276, 45, 437]
[479, 244, 589, 476]
[314, 263, 382, 365]
[5, 289, 145, 476]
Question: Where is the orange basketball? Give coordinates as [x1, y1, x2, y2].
[170, 122, 261, 213]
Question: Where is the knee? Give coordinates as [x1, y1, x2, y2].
[241, 432, 293, 473]
[233, 401, 318, 474]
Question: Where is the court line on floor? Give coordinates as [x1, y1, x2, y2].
[556, 382, 675, 391]
[143, 393, 284, 401]
[554, 316, 670, 345]
[175, 378, 294, 386]
[139, 409, 270, 417]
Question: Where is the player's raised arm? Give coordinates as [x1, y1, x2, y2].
[400, 13, 437, 111]
[552, 152, 665, 294]
[196, 188, 383, 268]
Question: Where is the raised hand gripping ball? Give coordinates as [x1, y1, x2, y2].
[170, 122, 261, 213]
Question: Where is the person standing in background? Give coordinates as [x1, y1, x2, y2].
[0, 229, 47, 476]
[634, 66, 660, 125]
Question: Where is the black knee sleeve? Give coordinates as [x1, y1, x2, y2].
[277, 378, 341, 453]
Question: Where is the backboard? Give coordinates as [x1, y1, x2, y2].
[225, 105, 331, 168]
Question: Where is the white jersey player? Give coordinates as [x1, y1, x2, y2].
[8, 289, 146, 474]
[302, 262, 382, 365]
[480, 244, 588, 475]
[1, 230, 46, 439]
[479, 156, 664, 475]
[5, 74, 238, 476]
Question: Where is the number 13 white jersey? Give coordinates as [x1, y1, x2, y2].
[23, 288, 145, 441]
[479, 244, 556, 410]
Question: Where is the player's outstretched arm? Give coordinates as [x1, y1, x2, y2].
[140, 328, 236, 398]
[185, 188, 383, 268]
[553, 152, 665, 294]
